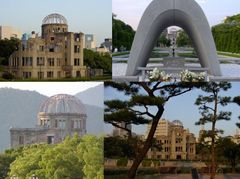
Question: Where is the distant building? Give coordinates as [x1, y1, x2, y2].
[84, 34, 96, 50]
[146, 119, 196, 160]
[0, 26, 22, 40]
[99, 38, 112, 52]
[10, 94, 87, 148]
[112, 122, 132, 137]
[8, 13, 87, 79]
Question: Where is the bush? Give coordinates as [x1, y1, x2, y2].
[1, 72, 14, 80]
[116, 158, 128, 167]
[152, 160, 161, 167]
[141, 159, 152, 167]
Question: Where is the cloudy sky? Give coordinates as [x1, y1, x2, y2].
[0, 82, 102, 97]
[113, 0, 240, 30]
[0, 0, 112, 46]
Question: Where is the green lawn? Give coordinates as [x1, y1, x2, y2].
[0, 75, 112, 81]
[177, 53, 197, 58]
[112, 52, 130, 57]
[217, 51, 240, 58]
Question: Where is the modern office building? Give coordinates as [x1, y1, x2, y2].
[0, 26, 22, 40]
[10, 94, 87, 148]
[146, 119, 196, 160]
[84, 34, 96, 50]
[8, 13, 86, 79]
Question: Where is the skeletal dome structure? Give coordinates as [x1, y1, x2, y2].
[172, 120, 183, 127]
[42, 13, 68, 25]
[39, 94, 86, 114]
[41, 13, 68, 38]
[38, 94, 87, 137]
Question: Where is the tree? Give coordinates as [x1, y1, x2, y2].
[176, 30, 192, 47]
[157, 35, 171, 47]
[216, 137, 240, 173]
[195, 82, 232, 179]
[84, 49, 112, 74]
[8, 134, 103, 179]
[233, 96, 240, 128]
[77, 135, 104, 179]
[0, 38, 20, 66]
[112, 18, 135, 51]
[105, 82, 198, 178]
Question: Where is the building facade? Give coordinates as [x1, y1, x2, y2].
[0, 26, 22, 40]
[10, 94, 87, 148]
[146, 119, 196, 160]
[84, 34, 96, 50]
[8, 13, 86, 79]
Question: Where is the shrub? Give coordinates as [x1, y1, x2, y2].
[116, 158, 128, 167]
[141, 159, 152, 167]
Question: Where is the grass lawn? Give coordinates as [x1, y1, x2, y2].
[217, 51, 240, 58]
[177, 53, 197, 58]
[0, 75, 112, 81]
[112, 52, 130, 57]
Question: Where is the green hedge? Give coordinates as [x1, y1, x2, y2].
[141, 160, 152, 167]
[116, 158, 128, 167]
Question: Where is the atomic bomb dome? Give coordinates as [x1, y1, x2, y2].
[42, 13, 68, 25]
[172, 120, 183, 127]
[39, 94, 86, 115]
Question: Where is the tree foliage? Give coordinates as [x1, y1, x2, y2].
[212, 14, 240, 53]
[7, 134, 103, 179]
[156, 35, 171, 47]
[84, 49, 112, 74]
[176, 30, 193, 47]
[0, 38, 20, 66]
[216, 137, 240, 173]
[112, 18, 135, 51]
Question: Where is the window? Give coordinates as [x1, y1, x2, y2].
[37, 57, 45, 66]
[38, 72, 44, 79]
[55, 120, 58, 128]
[57, 58, 61, 66]
[76, 71, 81, 77]
[74, 58, 80, 66]
[39, 45, 44, 52]
[74, 45, 80, 53]
[22, 72, 31, 79]
[47, 58, 54, 66]
[57, 71, 61, 78]
[47, 71, 54, 78]
[19, 136, 24, 145]
[47, 136, 54, 144]
[50, 37, 54, 41]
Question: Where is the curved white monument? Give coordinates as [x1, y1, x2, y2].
[126, 0, 222, 76]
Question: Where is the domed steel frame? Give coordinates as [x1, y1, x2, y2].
[42, 13, 68, 25]
[39, 94, 86, 115]
[172, 120, 183, 127]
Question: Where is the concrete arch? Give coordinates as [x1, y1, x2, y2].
[126, 0, 221, 76]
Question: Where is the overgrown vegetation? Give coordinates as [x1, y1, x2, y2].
[212, 14, 240, 53]
[112, 18, 135, 51]
[0, 134, 103, 179]
[84, 49, 112, 75]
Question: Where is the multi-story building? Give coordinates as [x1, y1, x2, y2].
[112, 122, 132, 137]
[84, 34, 96, 50]
[0, 26, 22, 40]
[146, 119, 196, 160]
[10, 94, 87, 148]
[8, 13, 86, 79]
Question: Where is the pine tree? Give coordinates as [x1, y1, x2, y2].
[105, 82, 198, 179]
[195, 82, 232, 179]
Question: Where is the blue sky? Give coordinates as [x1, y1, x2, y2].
[0, 0, 112, 46]
[113, 0, 240, 30]
[105, 82, 240, 138]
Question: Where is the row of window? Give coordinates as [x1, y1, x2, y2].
[40, 119, 84, 129]
[22, 71, 81, 79]
[12, 57, 81, 67]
